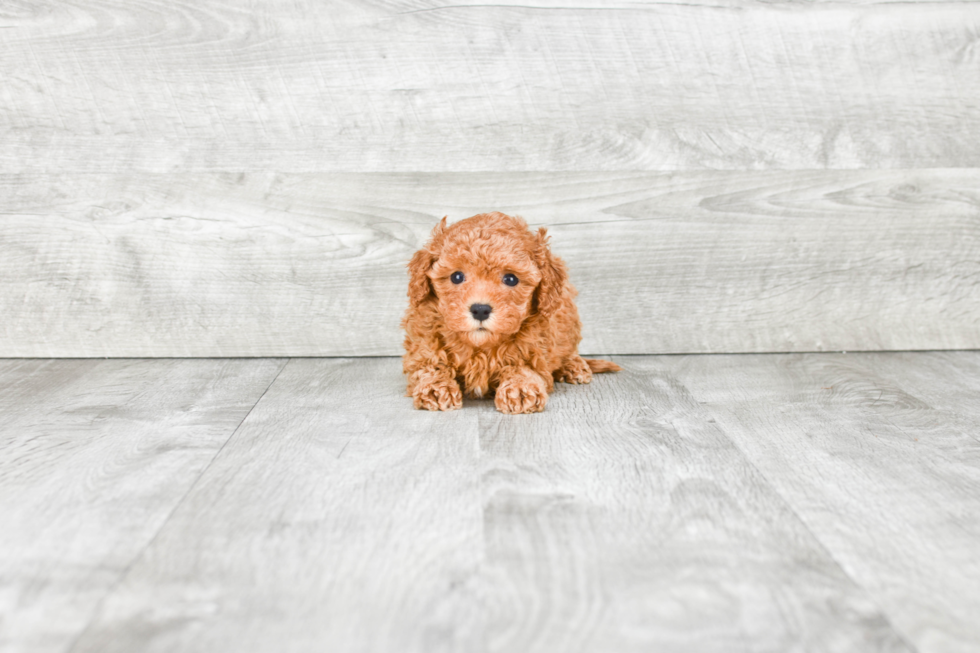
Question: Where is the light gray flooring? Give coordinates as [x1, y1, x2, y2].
[2, 353, 979, 653]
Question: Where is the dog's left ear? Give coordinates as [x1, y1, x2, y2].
[407, 216, 448, 307]
[533, 227, 569, 318]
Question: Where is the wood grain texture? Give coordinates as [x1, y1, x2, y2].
[61, 356, 915, 653]
[1, 1, 979, 172]
[69, 358, 484, 653]
[848, 351, 980, 429]
[0, 358, 284, 653]
[2, 169, 978, 356]
[478, 358, 911, 653]
[7, 353, 980, 651]
[660, 352, 980, 653]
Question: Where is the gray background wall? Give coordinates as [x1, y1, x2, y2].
[2, 0, 978, 356]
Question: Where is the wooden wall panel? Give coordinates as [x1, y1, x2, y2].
[2, 1, 977, 355]
[1, 1, 979, 172]
[2, 170, 977, 356]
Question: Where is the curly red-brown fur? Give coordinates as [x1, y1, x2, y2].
[402, 212, 620, 414]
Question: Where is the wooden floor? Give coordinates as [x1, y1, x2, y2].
[2, 353, 979, 653]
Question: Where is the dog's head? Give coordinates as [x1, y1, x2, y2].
[407, 212, 568, 347]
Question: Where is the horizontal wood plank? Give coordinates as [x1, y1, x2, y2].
[1, 1, 979, 172]
[661, 352, 980, 653]
[0, 358, 284, 653]
[1, 170, 978, 356]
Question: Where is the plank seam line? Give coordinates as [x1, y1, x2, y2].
[692, 401, 921, 653]
[63, 358, 291, 653]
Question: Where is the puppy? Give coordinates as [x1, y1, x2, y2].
[402, 212, 620, 414]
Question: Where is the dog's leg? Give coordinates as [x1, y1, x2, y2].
[409, 366, 463, 411]
[554, 355, 594, 385]
[495, 366, 548, 414]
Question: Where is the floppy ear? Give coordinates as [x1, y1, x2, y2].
[407, 248, 436, 307]
[533, 227, 569, 318]
[406, 216, 448, 307]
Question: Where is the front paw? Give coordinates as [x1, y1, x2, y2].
[495, 372, 548, 414]
[413, 378, 463, 411]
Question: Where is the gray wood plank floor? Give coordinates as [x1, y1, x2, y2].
[0, 359, 286, 653]
[3, 353, 978, 652]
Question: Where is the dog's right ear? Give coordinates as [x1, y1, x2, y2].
[407, 216, 448, 307]
[407, 248, 436, 307]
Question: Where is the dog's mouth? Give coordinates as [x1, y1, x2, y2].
[468, 326, 495, 344]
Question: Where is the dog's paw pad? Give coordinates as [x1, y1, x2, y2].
[413, 379, 463, 411]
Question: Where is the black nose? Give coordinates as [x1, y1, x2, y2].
[470, 303, 492, 321]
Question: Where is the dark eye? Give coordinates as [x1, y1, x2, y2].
[450, 271, 465, 284]
[502, 273, 519, 287]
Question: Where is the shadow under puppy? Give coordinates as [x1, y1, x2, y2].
[402, 212, 620, 414]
